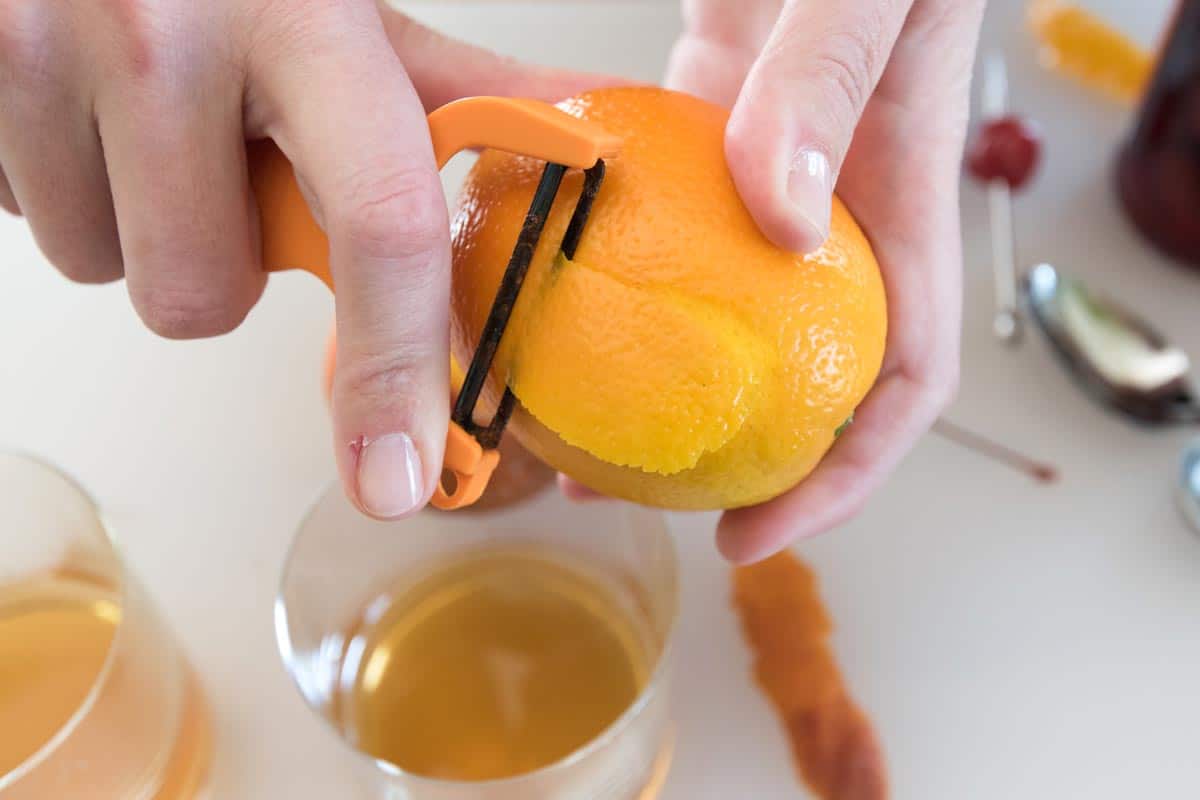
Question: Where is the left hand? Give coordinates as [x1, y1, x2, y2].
[664, 0, 986, 562]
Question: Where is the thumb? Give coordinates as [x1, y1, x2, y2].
[725, 0, 911, 253]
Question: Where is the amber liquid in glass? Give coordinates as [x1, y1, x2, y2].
[0, 575, 119, 775]
[1117, 0, 1200, 266]
[332, 548, 656, 782]
[0, 574, 211, 798]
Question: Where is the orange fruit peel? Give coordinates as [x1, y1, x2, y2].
[451, 88, 886, 510]
[1028, 0, 1153, 103]
[733, 551, 888, 800]
[509, 253, 772, 474]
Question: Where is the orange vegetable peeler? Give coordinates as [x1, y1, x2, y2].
[248, 97, 620, 510]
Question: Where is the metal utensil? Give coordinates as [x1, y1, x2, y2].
[1025, 262, 1200, 425]
[981, 55, 1023, 344]
[972, 56, 1200, 425]
[1025, 264, 1200, 534]
[971, 56, 1200, 533]
[1025, 263, 1200, 534]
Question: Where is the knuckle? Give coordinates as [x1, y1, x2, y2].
[769, 11, 887, 120]
[108, 1, 175, 82]
[723, 110, 784, 194]
[938, 362, 961, 409]
[122, 205, 261, 339]
[926, 358, 960, 413]
[258, 0, 341, 27]
[805, 31, 875, 116]
[333, 163, 448, 263]
[911, 0, 987, 41]
[31, 225, 124, 284]
[50, 251, 123, 285]
[723, 114, 760, 169]
[242, 0, 332, 61]
[0, 4, 55, 84]
[130, 283, 243, 339]
[335, 346, 433, 408]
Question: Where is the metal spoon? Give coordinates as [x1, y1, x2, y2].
[973, 56, 1200, 424]
[972, 55, 1200, 531]
[1024, 262, 1200, 425]
[1025, 264, 1200, 535]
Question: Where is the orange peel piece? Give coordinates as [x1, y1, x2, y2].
[732, 551, 888, 800]
[510, 255, 770, 475]
[1028, 0, 1153, 103]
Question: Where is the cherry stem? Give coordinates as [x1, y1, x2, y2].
[932, 418, 1059, 484]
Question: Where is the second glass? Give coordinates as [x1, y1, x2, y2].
[276, 484, 678, 799]
[0, 450, 211, 799]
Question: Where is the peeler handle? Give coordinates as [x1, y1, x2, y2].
[248, 96, 620, 510]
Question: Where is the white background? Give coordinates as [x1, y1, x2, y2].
[2, 0, 1197, 797]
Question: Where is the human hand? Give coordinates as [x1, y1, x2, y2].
[664, 0, 985, 561]
[0, 1, 616, 519]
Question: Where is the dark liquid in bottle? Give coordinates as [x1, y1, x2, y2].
[1117, 1, 1200, 267]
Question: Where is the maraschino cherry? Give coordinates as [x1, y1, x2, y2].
[966, 115, 1043, 190]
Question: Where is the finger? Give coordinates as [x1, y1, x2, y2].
[97, 26, 262, 336]
[557, 473, 606, 502]
[0, 167, 20, 216]
[664, 0, 780, 107]
[0, 10, 120, 280]
[724, 0, 913, 253]
[716, 369, 948, 564]
[717, 0, 982, 564]
[247, 1, 450, 519]
[379, 8, 633, 109]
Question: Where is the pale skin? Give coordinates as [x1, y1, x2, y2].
[0, 0, 983, 563]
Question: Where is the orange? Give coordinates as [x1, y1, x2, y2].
[450, 87, 886, 510]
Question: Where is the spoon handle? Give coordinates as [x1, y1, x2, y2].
[988, 180, 1022, 343]
[982, 55, 1023, 345]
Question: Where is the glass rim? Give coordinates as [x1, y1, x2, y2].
[274, 478, 681, 791]
[0, 448, 133, 790]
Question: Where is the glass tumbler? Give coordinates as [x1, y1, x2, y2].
[276, 484, 678, 799]
[0, 450, 211, 799]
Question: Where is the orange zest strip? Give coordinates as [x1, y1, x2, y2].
[1028, 0, 1153, 104]
[732, 551, 888, 800]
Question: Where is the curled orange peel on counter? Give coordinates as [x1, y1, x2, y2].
[732, 551, 888, 800]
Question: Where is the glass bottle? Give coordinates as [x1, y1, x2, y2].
[1116, 1, 1200, 267]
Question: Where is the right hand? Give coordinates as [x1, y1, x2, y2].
[664, 0, 981, 562]
[0, 1, 619, 519]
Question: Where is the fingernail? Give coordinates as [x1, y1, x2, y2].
[786, 149, 833, 249]
[356, 433, 423, 518]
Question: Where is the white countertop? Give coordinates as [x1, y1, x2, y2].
[3, 1, 1199, 797]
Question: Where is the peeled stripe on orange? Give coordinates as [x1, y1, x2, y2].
[451, 88, 886, 510]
